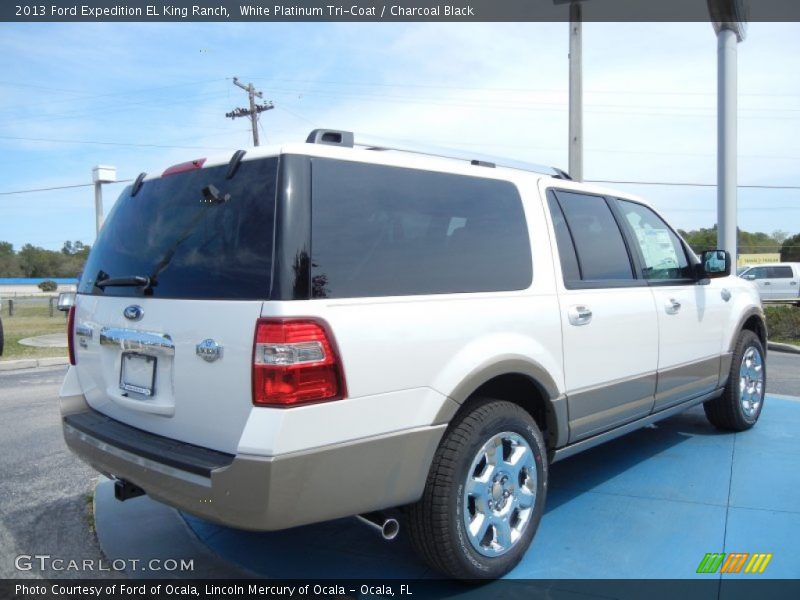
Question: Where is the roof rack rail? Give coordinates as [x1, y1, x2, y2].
[304, 129, 566, 177]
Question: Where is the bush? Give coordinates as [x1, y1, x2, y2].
[38, 280, 57, 292]
[765, 305, 800, 342]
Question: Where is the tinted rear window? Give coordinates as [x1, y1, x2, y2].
[79, 157, 278, 300]
[310, 159, 531, 298]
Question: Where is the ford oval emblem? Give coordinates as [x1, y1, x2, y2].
[123, 305, 144, 321]
[196, 339, 223, 363]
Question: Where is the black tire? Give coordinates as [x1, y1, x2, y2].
[704, 330, 766, 431]
[406, 398, 547, 580]
[0, 315, 4, 356]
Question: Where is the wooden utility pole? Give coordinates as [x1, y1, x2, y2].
[226, 77, 274, 146]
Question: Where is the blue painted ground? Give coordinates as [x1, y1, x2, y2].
[183, 396, 800, 580]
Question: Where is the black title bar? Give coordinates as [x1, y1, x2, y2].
[4, 0, 800, 23]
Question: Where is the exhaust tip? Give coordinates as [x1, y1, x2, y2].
[355, 512, 400, 541]
[382, 518, 400, 541]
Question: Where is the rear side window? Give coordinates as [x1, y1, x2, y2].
[768, 266, 794, 278]
[79, 157, 278, 300]
[310, 159, 531, 298]
[552, 191, 634, 282]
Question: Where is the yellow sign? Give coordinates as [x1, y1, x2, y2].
[738, 253, 780, 267]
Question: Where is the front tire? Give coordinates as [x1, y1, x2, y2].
[704, 330, 766, 431]
[407, 398, 547, 580]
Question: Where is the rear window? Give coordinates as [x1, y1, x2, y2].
[79, 157, 278, 300]
[309, 159, 532, 299]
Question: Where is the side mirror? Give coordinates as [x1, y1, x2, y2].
[699, 250, 731, 279]
[57, 292, 76, 312]
[743, 273, 756, 281]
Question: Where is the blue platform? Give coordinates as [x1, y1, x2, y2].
[183, 395, 800, 580]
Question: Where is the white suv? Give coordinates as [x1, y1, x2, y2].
[60, 130, 767, 579]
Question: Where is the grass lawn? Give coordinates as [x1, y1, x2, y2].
[0, 301, 68, 361]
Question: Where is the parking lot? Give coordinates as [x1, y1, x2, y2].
[1, 357, 798, 581]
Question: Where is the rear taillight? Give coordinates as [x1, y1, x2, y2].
[67, 306, 76, 365]
[252, 318, 346, 407]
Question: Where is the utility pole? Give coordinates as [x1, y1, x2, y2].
[92, 165, 116, 235]
[568, 1, 583, 182]
[554, 0, 585, 181]
[226, 77, 274, 146]
[707, 0, 747, 261]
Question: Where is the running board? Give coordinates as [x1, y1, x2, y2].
[550, 388, 723, 463]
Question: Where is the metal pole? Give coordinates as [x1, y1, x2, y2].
[568, 1, 583, 182]
[248, 83, 260, 147]
[717, 28, 738, 260]
[94, 181, 103, 234]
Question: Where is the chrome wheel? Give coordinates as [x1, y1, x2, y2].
[462, 431, 537, 557]
[739, 346, 764, 418]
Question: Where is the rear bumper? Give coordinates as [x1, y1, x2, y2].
[62, 396, 445, 531]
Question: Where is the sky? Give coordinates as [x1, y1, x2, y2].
[0, 20, 799, 252]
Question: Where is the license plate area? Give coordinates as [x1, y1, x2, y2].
[120, 353, 157, 397]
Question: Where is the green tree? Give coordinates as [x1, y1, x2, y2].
[678, 226, 719, 254]
[0, 241, 23, 278]
[679, 227, 786, 255]
[781, 233, 800, 262]
[38, 280, 58, 292]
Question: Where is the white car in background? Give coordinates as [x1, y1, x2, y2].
[739, 263, 800, 303]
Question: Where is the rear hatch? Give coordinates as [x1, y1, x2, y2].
[72, 155, 279, 454]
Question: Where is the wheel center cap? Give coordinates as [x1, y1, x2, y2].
[491, 481, 504, 502]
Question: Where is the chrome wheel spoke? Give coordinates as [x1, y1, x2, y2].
[489, 437, 505, 468]
[466, 475, 489, 499]
[507, 444, 531, 479]
[468, 512, 491, 541]
[517, 486, 535, 509]
[494, 518, 513, 549]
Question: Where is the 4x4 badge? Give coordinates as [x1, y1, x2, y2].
[123, 305, 144, 321]
[196, 339, 223, 362]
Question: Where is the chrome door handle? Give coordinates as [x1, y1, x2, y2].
[665, 298, 681, 314]
[568, 305, 593, 326]
[721, 288, 731, 302]
[763, 282, 771, 285]
[791, 281, 797, 285]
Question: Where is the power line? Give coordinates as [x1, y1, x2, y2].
[267, 87, 800, 121]
[252, 77, 800, 99]
[587, 179, 800, 190]
[4, 177, 800, 199]
[0, 135, 231, 151]
[0, 180, 132, 196]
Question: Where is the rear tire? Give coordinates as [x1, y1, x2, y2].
[407, 398, 547, 580]
[704, 330, 766, 431]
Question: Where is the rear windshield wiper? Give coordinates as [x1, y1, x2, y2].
[95, 275, 151, 289]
